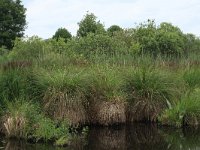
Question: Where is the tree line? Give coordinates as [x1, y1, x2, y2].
[0, 0, 200, 57]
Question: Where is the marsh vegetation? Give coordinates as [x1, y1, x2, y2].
[0, 13, 200, 146]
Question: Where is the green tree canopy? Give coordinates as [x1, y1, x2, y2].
[107, 25, 123, 36]
[77, 12, 105, 37]
[157, 22, 185, 56]
[134, 20, 158, 55]
[184, 33, 200, 55]
[0, 0, 26, 49]
[133, 20, 187, 56]
[52, 28, 72, 42]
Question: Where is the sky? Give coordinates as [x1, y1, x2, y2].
[22, 0, 200, 39]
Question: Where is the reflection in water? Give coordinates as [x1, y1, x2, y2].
[126, 124, 168, 150]
[0, 139, 63, 150]
[0, 124, 200, 150]
[161, 127, 200, 150]
[88, 126, 127, 150]
[87, 124, 168, 150]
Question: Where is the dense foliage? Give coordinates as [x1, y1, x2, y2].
[0, 0, 26, 49]
[77, 12, 105, 37]
[52, 28, 72, 42]
[107, 25, 123, 36]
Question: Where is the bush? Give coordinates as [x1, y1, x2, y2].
[133, 20, 186, 56]
[133, 20, 159, 56]
[157, 22, 185, 56]
[159, 89, 200, 127]
[9, 37, 46, 61]
[0, 46, 9, 56]
[52, 28, 72, 42]
[33, 117, 69, 142]
[107, 25, 123, 36]
[68, 33, 128, 58]
[2, 98, 40, 138]
[2, 97, 71, 143]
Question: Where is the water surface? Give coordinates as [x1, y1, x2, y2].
[0, 124, 200, 150]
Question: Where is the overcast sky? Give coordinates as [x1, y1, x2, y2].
[22, 0, 200, 39]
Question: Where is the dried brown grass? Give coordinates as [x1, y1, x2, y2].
[43, 87, 127, 126]
[89, 98, 126, 125]
[3, 115, 26, 138]
[1, 61, 32, 71]
[184, 115, 199, 126]
[43, 88, 87, 126]
[158, 60, 200, 70]
[126, 98, 166, 122]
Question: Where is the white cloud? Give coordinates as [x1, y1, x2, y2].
[22, 0, 200, 39]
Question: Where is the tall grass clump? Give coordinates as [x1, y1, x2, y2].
[0, 65, 47, 105]
[41, 68, 88, 126]
[159, 89, 200, 127]
[84, 66, 126, 125]
[0, 69, 28, 102]
[183, 68, 200, 90]
[1, 97, 71, 145]
[123, 67, 180, 122]
[23, 70, 48, 102]
[0, 47, 9, 64]
[84, 66, 124, 101]
[2, 98, 39, 138]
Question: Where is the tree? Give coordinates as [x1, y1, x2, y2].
[0, 0, 26, 49]
[77, 12, 105, 37]
[157, 22, 185, 56]
[133, 20, 186, 56]
[107, 25, 122, 36]
[134, 20, 159, 55]
[182, 33, 200, 57]
[52, 28, 72, 42]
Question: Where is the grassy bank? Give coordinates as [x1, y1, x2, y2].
[0, 34, 199, 145]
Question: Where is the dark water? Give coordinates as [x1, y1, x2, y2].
[0, 124, 200, 150]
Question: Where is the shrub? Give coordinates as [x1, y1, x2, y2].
[33, 118, 69, 142]
[0, 46, 9, 56]
[52, 28, 72, 42]
[157, 22, 185, 56]
[9, 37, 46, 61]
[159, 89, 200, 127]
[70, 33, 128, 58]
[133, 20, 186, 57]
[2, 98, 40, 138]
[1, 97, 71, 143]
[107, 25, 123, 36]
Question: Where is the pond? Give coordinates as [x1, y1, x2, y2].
[0, 124, 200, 150]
